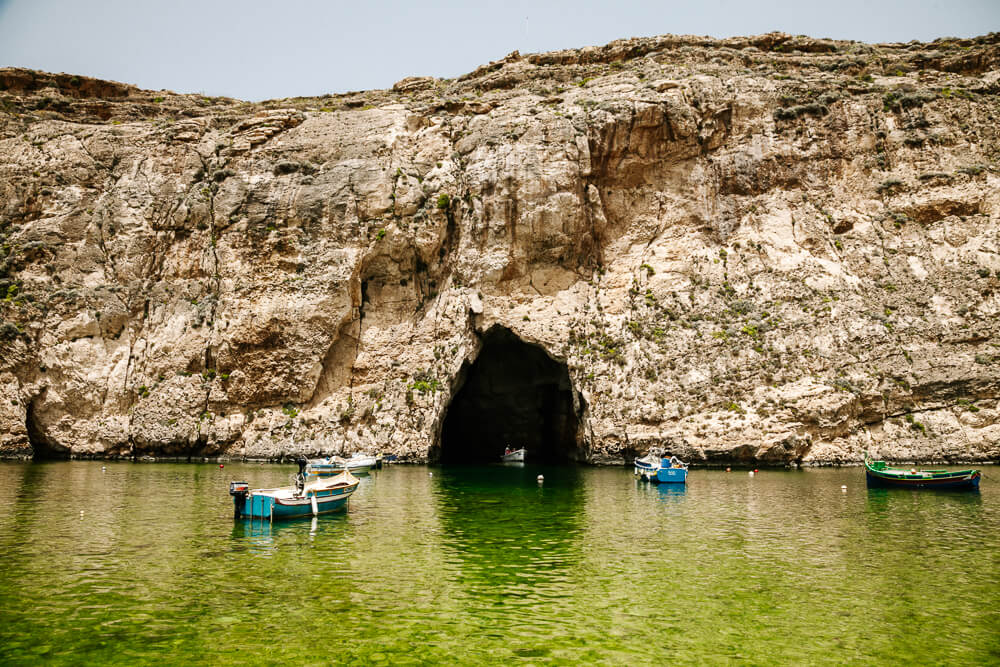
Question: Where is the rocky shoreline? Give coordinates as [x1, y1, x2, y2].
[12, 456, 996, 469]
[1, 32, 998, 464]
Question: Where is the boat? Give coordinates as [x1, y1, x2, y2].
[230, 459, 360, 520]
[308, 453, 378, 476]
[634, 452, 659, 479]
[864, 455, 981, 490]
[501, 448, 526, 463]
[634, 452, 688, 484]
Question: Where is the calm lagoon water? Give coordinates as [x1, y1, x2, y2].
[0, 462, 997, 665]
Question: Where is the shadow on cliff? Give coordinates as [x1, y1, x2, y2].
[25, 394, 70, 460]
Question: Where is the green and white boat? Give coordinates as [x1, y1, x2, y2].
[864, 455, 980, 491]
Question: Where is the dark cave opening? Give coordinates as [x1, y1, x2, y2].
[438, 326, 585, 464]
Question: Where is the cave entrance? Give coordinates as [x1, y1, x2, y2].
[438, 326, 585, 464]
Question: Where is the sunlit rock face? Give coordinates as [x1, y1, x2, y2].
[0, 32, 998, 464]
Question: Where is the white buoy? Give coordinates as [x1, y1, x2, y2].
[101, 466, 106, 471]
[429, 472, 433, 477]
[537, 475, 544, 483]
[748, 471, 755, 476]
[841, 485, 848, 492]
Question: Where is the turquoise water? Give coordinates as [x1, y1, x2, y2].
[0, 462, 997, 665]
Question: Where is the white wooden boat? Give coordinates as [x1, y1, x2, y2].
[308, 453, 378, 476]
[633, 452, 660, 481]
[501, 448, 526, 463]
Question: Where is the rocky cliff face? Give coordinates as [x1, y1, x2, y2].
[1, 32, 998, 464]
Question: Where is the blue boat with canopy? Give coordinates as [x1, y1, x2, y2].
[634, 451, 689, 484]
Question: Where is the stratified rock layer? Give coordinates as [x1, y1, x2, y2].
[1, 32, 998, 464]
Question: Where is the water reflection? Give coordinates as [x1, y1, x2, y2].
[3, 462, 42, 542]
[0, 462, 997, 665]
[866, 486, 982, 508]
[432, 464, 585, 614]
[651, 481, 688, 502]
[229, 512, 352, 554]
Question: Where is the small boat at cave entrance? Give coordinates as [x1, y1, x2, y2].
[634, 452, 688, 484]
[864, 455, 980, 491]
[501, 448, 526, 463]
[230, 459, 360, 520]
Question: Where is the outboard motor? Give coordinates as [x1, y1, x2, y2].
[295, 458, 308, 495]
[229, 481, 249, 519]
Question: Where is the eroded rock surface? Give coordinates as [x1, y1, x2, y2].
[1, 32, 998, 464]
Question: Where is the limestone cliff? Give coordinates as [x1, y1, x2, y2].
[1, 32, 998, 464]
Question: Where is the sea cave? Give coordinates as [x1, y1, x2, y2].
[437, 326, 585, 464]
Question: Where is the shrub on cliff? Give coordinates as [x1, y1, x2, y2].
[274, 161, 301, 175]
[883, 90, 936, 111]
[773, 103, 828, 121]
[0, 321, 21, 341]
[273, 161, 317, 176]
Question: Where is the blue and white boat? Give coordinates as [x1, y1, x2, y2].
[307, 453, 378, 476]
[634, 452, 689, 484]
[230, 460, 360, 520]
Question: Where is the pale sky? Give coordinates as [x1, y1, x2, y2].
[0, 0, 997, 101]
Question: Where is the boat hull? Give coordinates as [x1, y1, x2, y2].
[501, 449, 526, 463]
[865, 469, 980, 490]
[238, 476, 360, 520]
[655, 467, 688, 484]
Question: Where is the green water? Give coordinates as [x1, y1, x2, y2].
[0, 462, 997, 665]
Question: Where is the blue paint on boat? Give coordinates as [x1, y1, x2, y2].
[655, 466, 688, 484]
